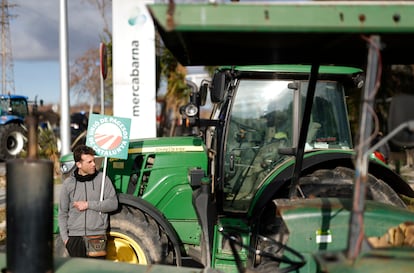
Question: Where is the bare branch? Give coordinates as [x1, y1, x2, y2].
[84, 0, 112, 42]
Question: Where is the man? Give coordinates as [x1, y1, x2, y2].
[58, 145, 118, 258]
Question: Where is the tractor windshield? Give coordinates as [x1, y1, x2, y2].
[0, 98, 29, 117]
[223, 79, 352, 212]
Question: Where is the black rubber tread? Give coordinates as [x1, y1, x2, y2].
[109, 205, 174, 264]
[298, 166, 406, 207]
[0, 123, 26, 160]
[53, 206, 175, 264]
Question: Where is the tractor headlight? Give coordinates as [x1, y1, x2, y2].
[60, 152, 75, 174]
[185, 103, 198, 117]
[60, 160, 75, 174]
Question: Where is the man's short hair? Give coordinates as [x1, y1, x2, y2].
[73, 145, 96, 162]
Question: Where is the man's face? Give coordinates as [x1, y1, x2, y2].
[76, 154, 96, 176]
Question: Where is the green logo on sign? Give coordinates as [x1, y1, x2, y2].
[86, 114, 131, 159]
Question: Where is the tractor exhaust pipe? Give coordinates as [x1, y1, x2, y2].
[6, 114, 54, 273]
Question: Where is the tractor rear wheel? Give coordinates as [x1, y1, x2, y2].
[298, 166, 406, 207]
[0, 123, 26, 160]
[107, 205, 175, 265]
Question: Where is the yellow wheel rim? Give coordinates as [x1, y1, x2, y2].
[106, 231, 148, 264]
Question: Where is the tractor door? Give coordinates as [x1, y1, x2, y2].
[223, 79, 295, 212]
[222, 79, 354, 212]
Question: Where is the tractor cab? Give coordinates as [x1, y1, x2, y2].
[0, 95, 29, 120]
[208, 65, 362, 212]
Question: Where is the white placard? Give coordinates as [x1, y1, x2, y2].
[112, 0, 156, 139]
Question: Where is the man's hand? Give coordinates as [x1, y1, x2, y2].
[73, 201, 88, 211]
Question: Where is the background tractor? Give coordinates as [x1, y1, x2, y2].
[0, 94, 34, 160]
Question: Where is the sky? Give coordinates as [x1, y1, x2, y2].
[8, 0, 111, 105]
[7, 0, 290, 106]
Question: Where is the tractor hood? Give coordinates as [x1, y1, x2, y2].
[147, 1, 414, 66]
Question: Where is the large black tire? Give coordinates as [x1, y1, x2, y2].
[298, 166, 406, 207]
[54, 205, 176, 264]
[0, 123, 26, 160]
[107, 205, 175, 265]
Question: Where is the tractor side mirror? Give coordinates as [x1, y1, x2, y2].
[388, 93, 414, 148]
[210, 72, 226, 103]
[199, 83, 208, 106]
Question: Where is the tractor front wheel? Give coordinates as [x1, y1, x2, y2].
[54, 205, 176, 265]
[107, 205, 175, 265]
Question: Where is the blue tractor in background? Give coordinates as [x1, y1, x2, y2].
[0, 94, 30, 160]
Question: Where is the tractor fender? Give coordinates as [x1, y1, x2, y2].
[301, 152, 414, 198]
[117, 193, 183, 263]
[1, 116, 25, 125]
[368, 160, 414, 198]
[249, 151, 414, 218]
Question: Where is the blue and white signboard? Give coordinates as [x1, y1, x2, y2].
[86, 114, 131, 160]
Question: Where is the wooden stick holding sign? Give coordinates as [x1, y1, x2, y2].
[100, 157, 108, 203]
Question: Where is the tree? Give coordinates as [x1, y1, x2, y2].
[70, 48, 99, 111]
[70, 0, 113, 113]
[85, 0, 112, 42]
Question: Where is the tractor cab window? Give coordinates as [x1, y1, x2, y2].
[223, 79, 353, 212]
[302, 81, 352, 150]
[223, 79, 294, 211]
[0, 100, 9, 115]
[0, 98, 29, 117]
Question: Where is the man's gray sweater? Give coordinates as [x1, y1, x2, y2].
[58, 171, 118, 242]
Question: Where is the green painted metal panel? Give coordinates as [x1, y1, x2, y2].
[279, 198, 414, 247]
[220, 65, 362, 75]
[277, 198, 414, 273]
[0, 254, 203, 273]
[170, 220, 201, 245]
[315, 249, 414, 273]
[212, 218, 250, 273]
[147, 2, 414, 65]
[148, 2, 414, 33]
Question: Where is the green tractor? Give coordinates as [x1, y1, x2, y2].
[53, 1, 414, 273]
[56, 66, 413, 271]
